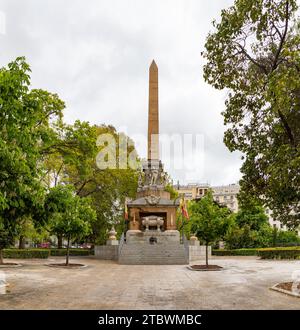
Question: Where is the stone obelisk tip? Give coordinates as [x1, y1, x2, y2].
[150, 59, 158, 70]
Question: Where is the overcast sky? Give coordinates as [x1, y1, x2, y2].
[0, 0, 243, 186]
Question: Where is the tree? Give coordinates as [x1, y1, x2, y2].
[42, 122, 139, 245]
[164, 183, 179, 200]
[0, 57, 64, 242]
[235, 199, 269, 231]
[65, 125, 139, 244]
[202, 0, 300, 228]
[225, 199, 272, 248]
[189, 191, 232, 266]
[41, 120, 98, 247]
[274, 229, 300, 246]
[15, 217, 50, 249]
[45, 185, 96, 265]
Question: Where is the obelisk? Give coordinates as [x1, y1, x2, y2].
[148, 60, 159, 161]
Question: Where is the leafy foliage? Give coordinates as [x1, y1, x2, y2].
[0, 57, 64, 220]
[212, 248, 258, 256]
[203, 0, 300, 227]
[42, 123, 139, 245]
[225, 199, 300, 248]
[164, 184, 179, 200]
[45, 185, 96, 264]
[3, 249, 50, 259]
[0, 57, 65, 261]
[189, 190, 232, 265]
[258, 246, 300, 259]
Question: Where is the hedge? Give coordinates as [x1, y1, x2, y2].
[3, 249, 50, 259]
[1, 248, 92, 259]
[257, 247, 300, 259]
[50, 248, 91, 256]
[212, 249, 258, 256]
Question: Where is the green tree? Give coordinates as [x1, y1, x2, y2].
[0, 57, 65, 249]
[164, 183, 179, 200]
[45, 185, 96, 265]
[41, 122, 139, 245]
[235, 199, 269, 231]
[15, 217, 50, 249]
[202, 0, 300, 228]
[67, 125, 139, 244]
[41, 120, 98, 247]
[225, 199, 272, 248]
[276, 229, 300, 246]
[189, 191, 232, 266]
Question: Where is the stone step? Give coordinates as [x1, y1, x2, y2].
[118, 242, 188, 265]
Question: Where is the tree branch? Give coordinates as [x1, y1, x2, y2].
[271, 0, 289, 71]
[277, 108, 295, 147]
[235, 43, 268, 74]
[76, 179, 94, 196]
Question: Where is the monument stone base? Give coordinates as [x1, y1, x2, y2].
[126, 229, 180, 244]
[94, 245, 118, 260]
[106, 239, 119, 246]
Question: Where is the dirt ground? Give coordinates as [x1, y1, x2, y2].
[0, 256, 299, 309]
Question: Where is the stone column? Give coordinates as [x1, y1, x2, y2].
[148, 60, 159, 161]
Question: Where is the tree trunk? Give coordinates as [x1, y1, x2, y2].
[57, 235, 63, 249]
[66, 236, 70, 266]
[19, 235, 25, 249]
[205, 244, 208, 267]
[0, 249, 4, 265]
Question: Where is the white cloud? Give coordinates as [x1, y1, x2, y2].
[0, 0, 241, 185]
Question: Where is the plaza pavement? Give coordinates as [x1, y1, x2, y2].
[0, 256, 299, 309]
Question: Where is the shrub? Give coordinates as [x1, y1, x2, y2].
[212, 248, 258, 256]
[50, 248, 91, 256]
[274, 230, 300, 247]
[257, 247, 300, 259]
[3, 249, 50, 259]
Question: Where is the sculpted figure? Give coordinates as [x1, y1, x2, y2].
[150, 169, 159, 185]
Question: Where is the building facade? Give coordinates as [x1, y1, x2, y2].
[174, 182, 239, 213]
[174, 182, 210, 201]
[174, 182, 295, 231]
[211, 184, 240, 213]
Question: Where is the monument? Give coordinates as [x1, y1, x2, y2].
[118, 61, 187, 264]
[95, 61, 210, 264]
[126, 60, 180, 242]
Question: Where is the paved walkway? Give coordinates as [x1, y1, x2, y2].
[0, 256, 299, 309]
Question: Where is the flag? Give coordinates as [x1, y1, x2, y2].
[124, 200, 128, 220]
[180, 195, 189, 220]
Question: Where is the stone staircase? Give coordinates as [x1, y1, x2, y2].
[118, 241, 188, 265]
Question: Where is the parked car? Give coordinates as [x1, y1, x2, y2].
[37, 242, 50, 248]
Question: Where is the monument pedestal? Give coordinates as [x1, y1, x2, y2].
[126, 229, 180, 244]
[106, 239, 119, 246]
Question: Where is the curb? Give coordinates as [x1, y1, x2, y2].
[270, 284, 300, 298]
